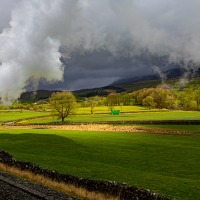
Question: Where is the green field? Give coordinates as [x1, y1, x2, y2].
[0, 129, 199, 199]
[77, 105, 148, 114]
[142, 125, 200, 134]
[21, 111, 200, 124]
[1, 108, 200, 199]
[1, 107, 199, 124]
[0, 111, 50, 122]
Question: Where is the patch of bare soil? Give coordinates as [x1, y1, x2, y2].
[0, 124, 191, 135]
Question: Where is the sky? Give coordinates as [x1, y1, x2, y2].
[0, 0, 200, 103]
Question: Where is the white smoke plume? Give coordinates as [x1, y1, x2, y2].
[152, 66, 166, 84]
[0, 0, 200, 103]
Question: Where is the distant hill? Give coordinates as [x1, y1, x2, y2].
[19, 86, 125, 102]
[109, 67, 200, 92]
[111, 68, 187, 86]
[20, 90, 60, 103]
[20, 68, 200, 102]
[73, 85, 125, 98]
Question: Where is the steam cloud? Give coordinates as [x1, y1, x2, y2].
[0, 0, 200, 103]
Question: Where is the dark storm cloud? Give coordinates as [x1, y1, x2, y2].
[0, 0, 200, 102]
[40, 51, 155, 90]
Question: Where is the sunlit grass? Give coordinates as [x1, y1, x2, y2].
[0, 129, 199, 199]
[0, 111, 50, 122]
[77, 105, 148, 115]
[21, 110, 200, 124]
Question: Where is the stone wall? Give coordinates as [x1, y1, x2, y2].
[0, 150, 171, 200]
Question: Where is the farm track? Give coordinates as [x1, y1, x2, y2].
[0, 171, 76, 200]
[0, 124, 191, 135]
[0, 175, 46, 200]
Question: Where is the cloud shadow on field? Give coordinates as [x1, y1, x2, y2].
[0, 133, 85, 159]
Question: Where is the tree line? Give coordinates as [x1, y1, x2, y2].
[1, 84, 199, 122]
[81, 84, 200, 111]
[47, 85, 200, 122]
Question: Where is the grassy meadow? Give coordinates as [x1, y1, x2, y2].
[0, 106, 200, 199]
[0, 110, 50, 123]
[1, 106, 200, 124]
[20, 110, 200, 124]
[0, 129, 199, 199]
[77, 105, 148, 114]
[142, 125, 200, 134]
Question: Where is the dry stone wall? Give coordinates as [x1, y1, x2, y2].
[0, 150, 171, 200]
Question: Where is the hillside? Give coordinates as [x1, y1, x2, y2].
[111, 67, 187, 86]
[19, 68, 200, 102]
[73, 85, 125, 97]
[20, 90, 60, 103]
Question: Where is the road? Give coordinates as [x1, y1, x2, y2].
[0, 171, 79, 200]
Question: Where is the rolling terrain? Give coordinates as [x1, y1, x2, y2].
[20, 68, 200, 102]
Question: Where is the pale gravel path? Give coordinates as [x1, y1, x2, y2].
[0, 124, 191, 135]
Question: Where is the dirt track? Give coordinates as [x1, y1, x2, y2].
[0, 124, 191, 135]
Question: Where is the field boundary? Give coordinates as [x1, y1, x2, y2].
[0, 150, 171, 200]
[15, 120, 200, 125]
[0, 124, 192, 135]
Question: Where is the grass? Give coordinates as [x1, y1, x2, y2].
[21, 110, 200, 124]
[0, 105, 161, 123]
[77, 105, 148, 115]
[0, 110, 49, 122]
[1, 107, 199, 124]
[0, 129, 199, 199]
[142, 125, 200, 134]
